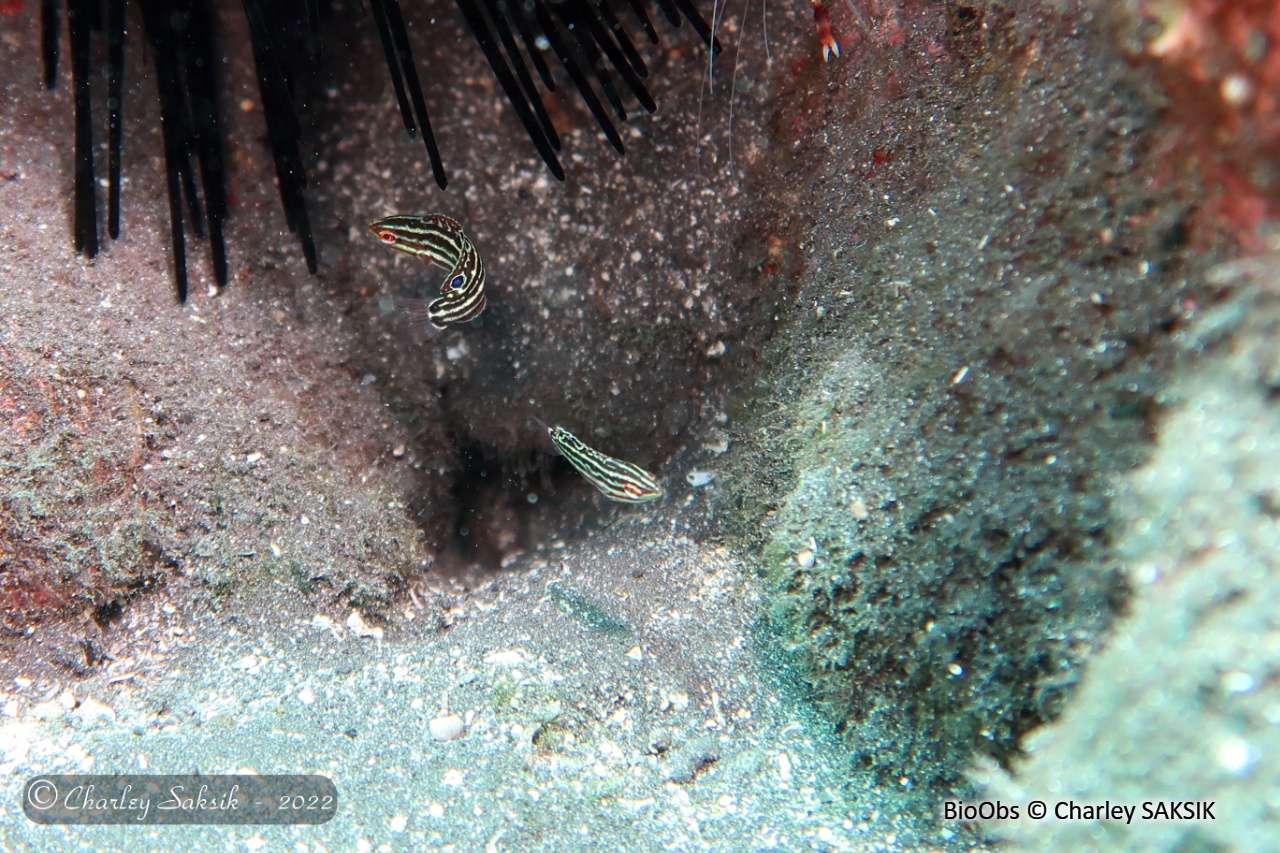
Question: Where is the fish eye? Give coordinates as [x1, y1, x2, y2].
[451, 276, 464, 288]
[379, 231, 396, 244]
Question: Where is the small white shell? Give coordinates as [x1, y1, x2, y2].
[429, 714, 466, 742]
[686, 470, 716, 487]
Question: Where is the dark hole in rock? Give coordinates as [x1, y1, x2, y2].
[429, 435, 616, 580]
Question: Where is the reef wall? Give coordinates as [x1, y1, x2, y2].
[719, 0, 1235, 792]
[984, 257, 1280, 850]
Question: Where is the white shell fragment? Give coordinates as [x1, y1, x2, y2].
[73, 697, 116, 725]
[703, 432, 730, 455]
[232, 654, 261, 673]
[686, 470, 716, 487]
[310, 614, 344, 639]
[445, 339, 470, 362]
[795, 549, 816, 569]
[482, 649, 528, 666]
[346, 610, 384, 641]
[429, 714, 466, 743]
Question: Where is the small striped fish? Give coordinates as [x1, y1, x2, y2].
[369, 214, 487, 329]
[546, 425, 663, 503]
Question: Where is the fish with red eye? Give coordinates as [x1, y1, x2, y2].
[535, 421, 663, 504]
[368, 214, 488, 330]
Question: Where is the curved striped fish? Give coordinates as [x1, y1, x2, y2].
[545, 424, 663, 503]
[369, 214, 487, 329]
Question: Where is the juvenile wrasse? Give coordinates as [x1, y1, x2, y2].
[545, 425, 663, 503]
[369, 213, 487, 329]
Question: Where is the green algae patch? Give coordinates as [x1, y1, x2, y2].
[548, 584, 631, 637]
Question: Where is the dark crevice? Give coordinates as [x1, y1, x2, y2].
[431, 436, 606, 579]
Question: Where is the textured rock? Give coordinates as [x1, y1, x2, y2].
[717, 2, 1226, 790]
[984, 261, 1280, 851]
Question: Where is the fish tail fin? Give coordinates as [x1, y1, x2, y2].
[395, 297, 444, 343]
